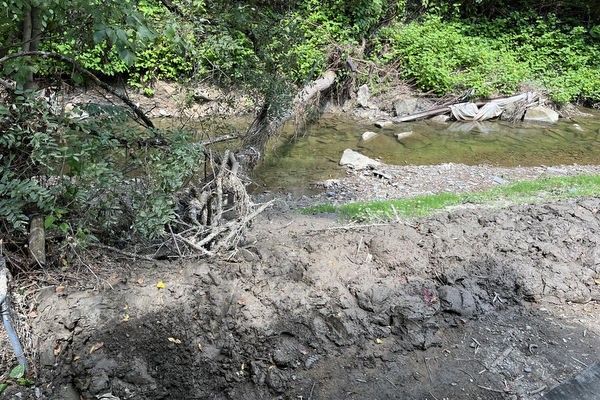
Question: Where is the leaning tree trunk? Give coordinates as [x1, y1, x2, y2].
[243, 70, 337, 163]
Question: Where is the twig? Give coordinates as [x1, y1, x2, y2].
[571, 356, 587, 367]
[0, 51, 155, 128]
[308, 382, 316, 400]
[87, 243, 155, 261]
[477, 385, 505, 393]
[385, 377, 398, 389]
[458, 368, 475, 381]
[428, 392, 439, 400]
[528, 385, 547, 395]
[424, 356, 433, 385]
[490, 346, 513, 368]
[168, 224, 182, 258]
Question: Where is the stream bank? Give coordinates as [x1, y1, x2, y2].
[2, 198, 600, 399]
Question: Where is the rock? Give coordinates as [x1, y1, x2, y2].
[492, 176, 507, 185]
[523, 106, 559, 124]
[373, 170, 392, 180]
[500, 102, 526, 122]
[397, 131, 413, 140]
[394, 98, 418, 116]
[430, 115, 450, 123]
[339, 149, 381, 169]
[362, 131, 378, 141]
[374, 120, 393, 128]
[357, 84, 370, 108]
[438, 286, 476, 316]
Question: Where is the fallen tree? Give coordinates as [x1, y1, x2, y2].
[242, 70, 337, 162]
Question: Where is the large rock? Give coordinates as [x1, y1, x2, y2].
[523, 106, 559, 124]
[394, 98, 418, 116]
[357, 84, 369, 108]
[339, 149, 381, 169]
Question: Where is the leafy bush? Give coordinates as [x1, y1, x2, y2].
[0, 91, 203, 242]
[376, 12, 600, 103]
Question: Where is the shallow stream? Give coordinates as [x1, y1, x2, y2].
[251, 110, 600, 194]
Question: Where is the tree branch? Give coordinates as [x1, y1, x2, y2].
[0, 51, 154, 128]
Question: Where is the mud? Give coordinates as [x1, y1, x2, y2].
[3, 198, 600, 399]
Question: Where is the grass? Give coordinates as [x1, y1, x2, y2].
[300, 174, 600, 222]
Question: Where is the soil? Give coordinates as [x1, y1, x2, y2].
[2, 197, 600, 399]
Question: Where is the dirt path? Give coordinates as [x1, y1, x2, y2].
[2, 198, 600, 399]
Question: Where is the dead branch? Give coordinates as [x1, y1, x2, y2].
[0, 51, 154, 128]
[174, 151, 271, 256]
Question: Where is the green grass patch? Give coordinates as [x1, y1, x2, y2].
[300, 174, 600, 222]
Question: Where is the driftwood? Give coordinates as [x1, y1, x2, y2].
[172, 150, 270, 257]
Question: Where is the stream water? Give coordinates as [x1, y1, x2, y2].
[251, 110, 600, 194]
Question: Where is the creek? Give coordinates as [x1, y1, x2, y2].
[251, 110, 600, 194]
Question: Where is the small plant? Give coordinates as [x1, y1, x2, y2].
[143, 87, 155, 97]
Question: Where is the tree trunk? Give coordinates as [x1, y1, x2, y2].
[243, 70, 337, 162]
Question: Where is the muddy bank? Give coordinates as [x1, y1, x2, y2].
[2, 198, 599, 399]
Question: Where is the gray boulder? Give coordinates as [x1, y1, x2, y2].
[523, 106, 559, 124]
[339, 149, 381, 169]
[357, 84, 370, 108]
[394, 98, 418, 116]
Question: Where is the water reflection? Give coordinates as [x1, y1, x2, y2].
[252, 110, 600, 193]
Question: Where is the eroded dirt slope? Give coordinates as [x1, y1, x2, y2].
[5, 198, 600, 399]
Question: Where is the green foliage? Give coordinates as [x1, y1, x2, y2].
[376, 12, 600, 103]
[0, 91, 203, 242]
[302, 174, 600, 221]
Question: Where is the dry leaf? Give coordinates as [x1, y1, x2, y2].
[73, 356, 80, 361]
[122, 314, 130, 322]
[28, 311, 38, 318]
[53, 346, 61, 356]
[55, 286, 65, 293]
[299, 350, 308, 355]
[268, 365, 276, 370]
[198, 344, 203, 352]
[375, 338, 383, 344]
[123, 304, 129, 310]
[337, 312, 343, 317]
[193, 314, 199, 320]
[594, 278, 600, 285]
[89, 342, 103, 354]
[168, 337, 182, 344]
[137, 278, 144, 285]
[237, 298, 246, 306]
[156, 281, 165, 289]
[241, 363, 245, 370]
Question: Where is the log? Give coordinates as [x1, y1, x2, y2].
[28, 215, 46, 266]
[244, 70, 337, 156]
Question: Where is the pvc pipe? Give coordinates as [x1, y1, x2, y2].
[0, 259, 27, 369]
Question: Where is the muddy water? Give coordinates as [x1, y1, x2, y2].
[252, 110, 600, 193]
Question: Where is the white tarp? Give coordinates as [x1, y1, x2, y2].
[449, 92, 538, 122]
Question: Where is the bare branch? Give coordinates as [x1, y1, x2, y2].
[0, 51, 155, 128]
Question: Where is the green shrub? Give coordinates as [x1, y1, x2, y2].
[0, 91, 203, 241]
